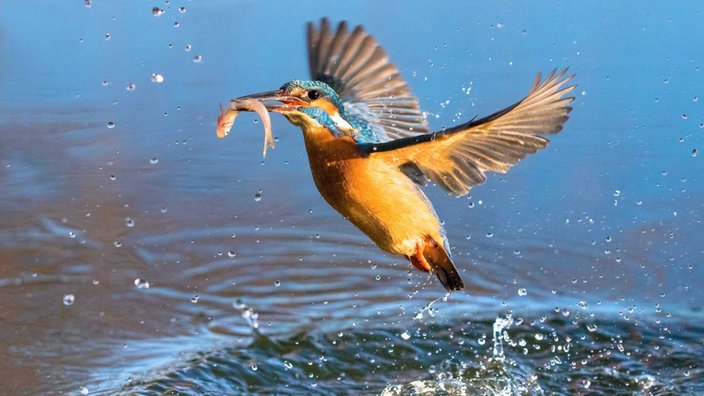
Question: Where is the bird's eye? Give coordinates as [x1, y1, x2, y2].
[307, 90, 320, 100]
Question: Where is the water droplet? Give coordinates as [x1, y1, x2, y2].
[692, 148, 698, 157]
[274, 280, 281, 287]
[613, 190, 621, 197]
[134, 278, 150, 289]
[107, 121, 115, 128]
[84, 0, 92, 8]
[126, 83, 136, 91]
[149, 157, 159, 164]
[586, 323, 598, 332]
[250, 364, 258, 371]
[101, 80, 109, 86]
[191, 294, 199, 304]
[254, 189, 263, 201]
[105, 32, 111, 41]
[173, 21, 180, 28]
[151, 73, 164, 83]
[400, 331, 411, 340]
[125, 217, 135, 227]
[79, 386, 89, 395]
[284, 360, 293, 369]
[68, 231, 76, 238]
[682, 113, 688, 119]
[152, 7, 164, 16]
[63, 293, 75, 306]
[185, 44, 192, 51]
[518, 288, 527, 296]
[193, 54, 202, 63]
[178, 6, 186, 13]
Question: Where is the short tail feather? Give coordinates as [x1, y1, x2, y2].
[407, 236, 464, 291]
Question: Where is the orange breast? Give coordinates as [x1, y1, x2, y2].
[300, 128, 444, 255]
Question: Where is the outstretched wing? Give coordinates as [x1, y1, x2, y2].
[360, 69, 576, 196]
[307, 18, 429, 142]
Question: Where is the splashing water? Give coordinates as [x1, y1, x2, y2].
[492, 315, 513, 361]
[234, 300, 260, 333]
[413, 293, 449, 320]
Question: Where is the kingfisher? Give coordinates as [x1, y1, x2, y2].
[217, 18, 575, 291]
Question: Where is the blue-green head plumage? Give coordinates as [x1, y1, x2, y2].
[279, 80, 378, 143]
[280, 80, 345, 115]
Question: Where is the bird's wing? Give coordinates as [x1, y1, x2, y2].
[359, 69, 576, 196]
[307, 18, 429, 142]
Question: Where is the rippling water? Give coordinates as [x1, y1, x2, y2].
[1, 2, 703, 395]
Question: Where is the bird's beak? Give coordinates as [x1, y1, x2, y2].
[236, 89, 307, 113]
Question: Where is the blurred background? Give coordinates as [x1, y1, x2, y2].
[1, 1, 702, 394]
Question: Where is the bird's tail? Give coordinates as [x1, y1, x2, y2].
[407, 236, 464, 291]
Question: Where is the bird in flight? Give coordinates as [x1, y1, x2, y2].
[216, 18, 575, 291]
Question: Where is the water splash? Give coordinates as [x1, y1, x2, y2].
[234, 299, 260, 334]
[492, 314, 513, 361]
[413, 293, 449, 320]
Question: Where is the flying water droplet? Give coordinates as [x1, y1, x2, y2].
[126, 83, 136, 91]
[106, 121, 115, 129]
[152, 7, 164, 16]
[149, 157, 159, 164]
[191, 294, 199, 304]
[134, 278, 150, 289]
[193, 55, 202, 63]
[151, 73, 164, 83]
[254, 189, 263, 201]
[63, 293, 75, 306]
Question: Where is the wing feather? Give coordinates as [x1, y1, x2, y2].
[360, 69, 576, 196]
[307, 18, 429, 141]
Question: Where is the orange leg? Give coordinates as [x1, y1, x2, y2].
[406, 241, 432, 272]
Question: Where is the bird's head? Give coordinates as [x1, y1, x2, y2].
[238, 80, 358, 138]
